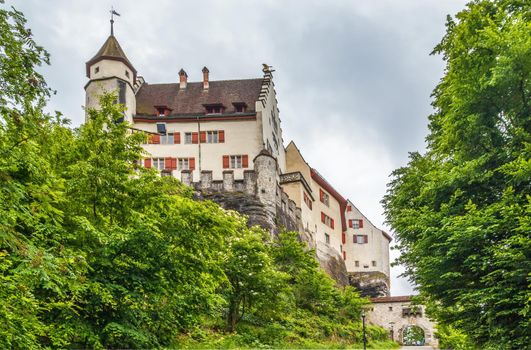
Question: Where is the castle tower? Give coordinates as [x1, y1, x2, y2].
[84, 31, 137, 122]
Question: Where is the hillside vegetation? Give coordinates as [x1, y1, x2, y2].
[0, 4, 396, 349]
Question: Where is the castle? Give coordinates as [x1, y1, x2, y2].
[84, 29, 391, 297]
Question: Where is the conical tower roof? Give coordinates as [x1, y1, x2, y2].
[86, 35, 137, 80]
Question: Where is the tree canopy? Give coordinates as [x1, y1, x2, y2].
[383, 1, 530, 349]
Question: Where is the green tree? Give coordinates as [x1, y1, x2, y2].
[383, 1, 530, 349]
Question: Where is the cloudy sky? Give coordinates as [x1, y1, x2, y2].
[13, 0, 468, 295]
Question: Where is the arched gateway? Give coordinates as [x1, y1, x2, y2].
[366, 296, 438, 347]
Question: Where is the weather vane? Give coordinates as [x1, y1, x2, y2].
[110, 6, 120, 36]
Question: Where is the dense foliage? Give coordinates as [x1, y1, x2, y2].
[0, 3, 395, 349]
[383, 1, 530, 349]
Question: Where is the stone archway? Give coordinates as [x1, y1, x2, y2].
[400, 325, 425, 346]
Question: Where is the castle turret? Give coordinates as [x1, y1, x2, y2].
[85, 32, 137, 122]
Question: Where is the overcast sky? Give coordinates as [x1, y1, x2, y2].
[12, 0, 468, 295]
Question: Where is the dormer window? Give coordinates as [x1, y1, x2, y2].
[204, 104, 224, 115]
[155, 105, 172, 117]
[233, 102, 247, 113]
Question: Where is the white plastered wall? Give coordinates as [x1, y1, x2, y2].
[135, 119, 262, 182]
[85, 59, 136, 122]
[344, 200, 390, 277]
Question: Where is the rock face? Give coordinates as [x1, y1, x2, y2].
[348, 271, 390, 297]
[316, 242, 349, 286]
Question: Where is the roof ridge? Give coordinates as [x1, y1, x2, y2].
[143, 77, 263, 86]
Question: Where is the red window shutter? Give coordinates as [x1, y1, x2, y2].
[321, 212, 325, 224]
[347, 205, 352, 212]
[364, 235, 368, 244]
[192, 132, 198, 144]
[353, 235, 357, 243]
[219, 130, 225, 143]
[171, 158, 177, 170]
[150, 134, 160, 144]
[200, 131, 206, 143]
[242, 155, 249, 168]
[343, 251, 346, 260]
[164, 157, 172, 169]
[223, 155, 229, 168]
[144, 158, 152, 168]
[319, 189, 324, 202]
[349, 219, 353, 228]
[189, 158, 196, 170]
[359, 219, 364, 228]
[175, 132, 181, 144]
[331, 219, 335, 229]
[342, 233, 346, 244]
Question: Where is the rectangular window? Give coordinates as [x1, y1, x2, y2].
[184, 132, 192, 144]
[206, 106, 222, 114]
[321, 212, 334, 229]
[372, 260, 377, 267]
[355, 260, 359, 267]
[353, 235, 368, 244]
[178, 158, 189, 170]
[230, 155, 242, 169]
[152, 158, 165, 171]
[319, 189, 330, 206]
[349, 219, 364, 229]
[303, 192, 312, 209]
[118, 80, 126, 105]
[160, 133, 174, 144]
[207, 130, 219, 143]
[324, 233, 330, 244]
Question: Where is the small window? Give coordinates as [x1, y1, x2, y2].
[324, 233, 330, 244]
[118, 80, 126, 105]
[235, 105, 246, 113]
[230, 155, 242, 169]
[207, 130, 219, 143]
[372, 260, 377, 267]
[178, 158, 190, 170]
[160, 133, 174, 144]
[125, 70, 130, 78]
[354, 234, 367, 244]
[206, 106, 222, 114]
[340, 244, 343, 252]
[95, 66, 99, 74]
[320, 189, 330, 206]
[389, 306, 393, 312]
[152, 158, 165, 171]
[184, 132, 193, 144]
[303, 192, 313, 210]
[355, 260, 359, 267]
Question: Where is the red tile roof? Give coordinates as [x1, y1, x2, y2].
[135, 78, 263, 116]
[370, 295, 412, 303]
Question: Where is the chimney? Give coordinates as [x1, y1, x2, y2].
[202, 66, 209, 90]
[179, 68, 188, 89]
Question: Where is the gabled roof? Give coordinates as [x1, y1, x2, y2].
[86, 35, 137, 80]
[135, 78, 263, 116]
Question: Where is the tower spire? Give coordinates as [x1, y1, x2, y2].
[109, 7, 120, 36]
